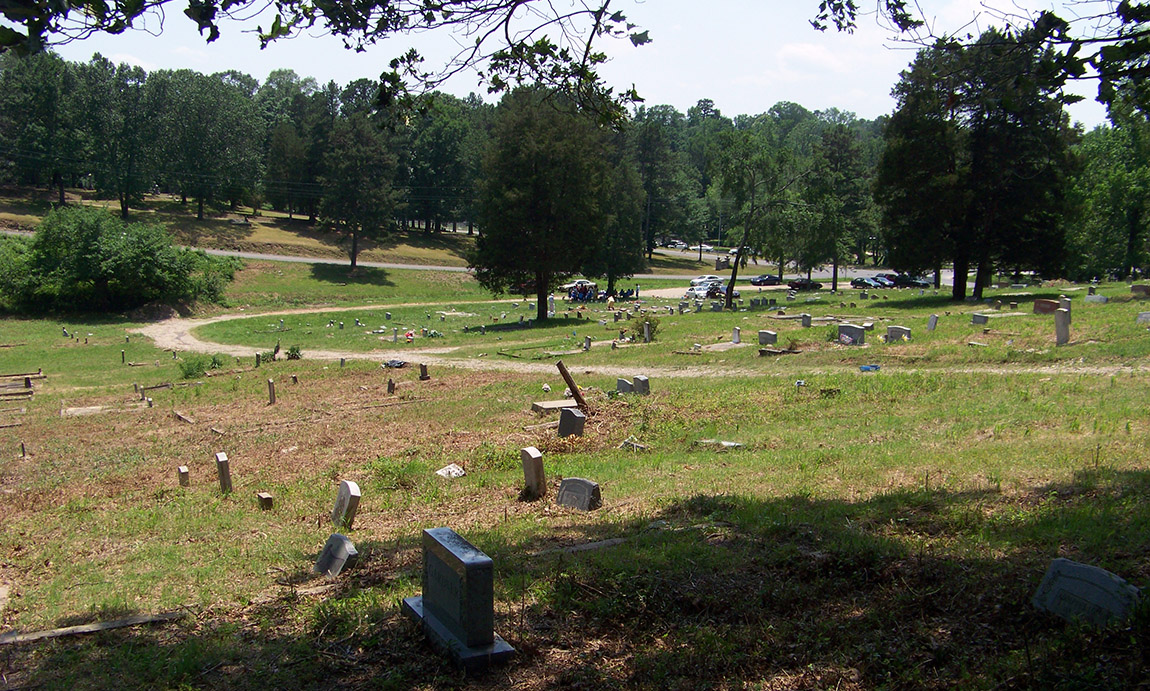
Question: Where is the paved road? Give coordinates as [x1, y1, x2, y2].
[3, 228, 951, 286]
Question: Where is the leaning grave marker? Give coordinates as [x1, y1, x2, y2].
[402, 527, 515, 671]
[557, 477, 602, 511]
[1032, 558, 1141, 627]
[332, 480, 361, 529]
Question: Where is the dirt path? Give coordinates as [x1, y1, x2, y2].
[131, 304, 1150, 380]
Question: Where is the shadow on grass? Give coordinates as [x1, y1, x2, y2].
[308, 263, 396, 287]
[9, 470, 1148, 689]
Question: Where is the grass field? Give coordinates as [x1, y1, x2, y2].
[1, 256, 1148, 689]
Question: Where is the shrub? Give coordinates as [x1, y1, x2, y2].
[286, 345, 302, 360]
[14, 206, 239, 314]
[625, 314, 660, 341]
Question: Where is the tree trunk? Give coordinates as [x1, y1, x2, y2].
[973, 260, 991, 300]
[952, 253, 968, 301]
[535, 269, 549, 321]
[1124, 206, 1143, 279]
[831, 254, 839, 292]
[197, 197, 204, 221]
[349, 231, 359, 273]
[119, 193, 129, 220]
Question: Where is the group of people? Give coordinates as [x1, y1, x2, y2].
[565, 286, 639, 303]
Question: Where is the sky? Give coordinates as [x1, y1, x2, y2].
[50, 0, 1110, 129]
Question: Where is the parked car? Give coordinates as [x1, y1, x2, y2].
[750, 274, 782, 286]
[690, 274, 722, 286]
[664, 239, 688, 249]
[684, 285, 711, 299]
[871, 275, 895, 288]
[850, 277, 881, 289]
[689, 244, 714, 252]
[788, 278, 823, 291]
[894, 274, 931, 288]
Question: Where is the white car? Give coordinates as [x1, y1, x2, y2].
[689, 244, 714, 252]
[683, 285, 710, 299]
[690, 274, 721, 286]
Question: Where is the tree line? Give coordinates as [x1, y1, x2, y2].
[1, 36, 1148, 313]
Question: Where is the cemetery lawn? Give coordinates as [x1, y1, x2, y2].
[1, 268, 1148, 689]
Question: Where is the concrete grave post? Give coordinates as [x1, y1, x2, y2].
[401, 528, 514, 670]
[392, 328, 398, 343]
[267, 379, 276, 405]
[583, 336, 591, 351]
[257, 492, 274, 510]
[215, 452, 232, 494]
[314, 534, 359, 578]
[927, 314, 939, 331]
[1055, 308, 1070, 346]
[1060, 296, 1072, 323]
[557, 478, 602, 511]
[178, 466, 190, 487]
[520, 447, 545, 500]
[732, 327, 741, 344]
[387, 379, 396, 395]
[332, 480, 362, 529]
[558, 408, 586, 437]
[643, 321, 651, 344]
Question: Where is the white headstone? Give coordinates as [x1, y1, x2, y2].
[521, 447, 545, 500]
[332, 480, 362, 529]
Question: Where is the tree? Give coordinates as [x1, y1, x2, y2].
[875, 29, 1074, 300]
[470, 87, 616, 321]
[406, 94, 472, 233]
[806, 121, 868, 291]
[318, 113, 397, 272]
[76, 55, 155, 219]
[581, 133, 646, 293]
[715, 120, 807, 308]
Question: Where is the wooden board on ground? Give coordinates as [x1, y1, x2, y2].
[531, 399, 580, 414]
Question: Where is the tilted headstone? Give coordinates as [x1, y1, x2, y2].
[632, 375, 650, 396]
[616, 378, 633, 394]
[887, 325, 911, 342]
[972, 313, 989, 325]
[1032, 558, 1141, 627]
[558, 408, 586, 438]
[557, 478, 602, 511]
[215, 452, 232, 494]
[314, 534, 359, 578]
[1084, 294, 1109, 304]
[332, 480, 361, 529]
[401, 528, 515, 670]
[520, 447, 545, 500]
[838, 323, 865, 346]
[1034, 299, 1059, 314]
[758, 330, 777, 346]
[927, 314, 939, 331]
[1055, 308, 1070, 346]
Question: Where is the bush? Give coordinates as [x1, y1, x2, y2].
[178, 353, 225, 379]
[625, 314, 660, 341]
[286, 345, 302, 360]
[10, 206, 239, 314]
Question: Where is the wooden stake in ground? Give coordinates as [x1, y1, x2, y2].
[555, 360, 588, 412]
[215, 452, 232, 494]
[267, 379, 276, 405]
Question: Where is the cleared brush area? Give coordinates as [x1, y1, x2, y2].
[1, 271, 1148, 689]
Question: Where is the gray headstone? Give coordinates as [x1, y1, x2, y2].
[1137, 311, 1150, 324]
[972, 313, 989, 325]
[558, 408, 586, 437]
[177, 465, 189, 487]
[860, 291, 868, 300]
[927, 314, 939, 331]
[632, 375, 650, 395]
[758, 330, 777, 346]
[1084, 294, 1109, 304]
[1033, 558, 1141, 627]
[1060, 296, 1073, 323]
[1088, 286, 1096, 295]
[838, 323, 865, 346]
[887, 325, 911, 342]
[557, 478, 602, 511]
[801, 313, 812, 328]
[332, 480, 361, 529]
[401, 528, 514, 670]
[616, 378, 633, 394]
[643, 321, 651, 343]
[1055, 308, 1070, 346]
[732, 327, 741, 344]
[314, 533, 359, 578]
[583, 336, 591, 351]
[711, 302, 723, 312]
[1131, 284, 1150, 297]
[521, 447, 545, 500]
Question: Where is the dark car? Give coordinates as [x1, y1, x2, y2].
[897, 275, 931, 288]
[850, 277, 881, 289]
[871, 276, 895, 288]
[788, 278, 823, 291]
[750, 274, 782, 286]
